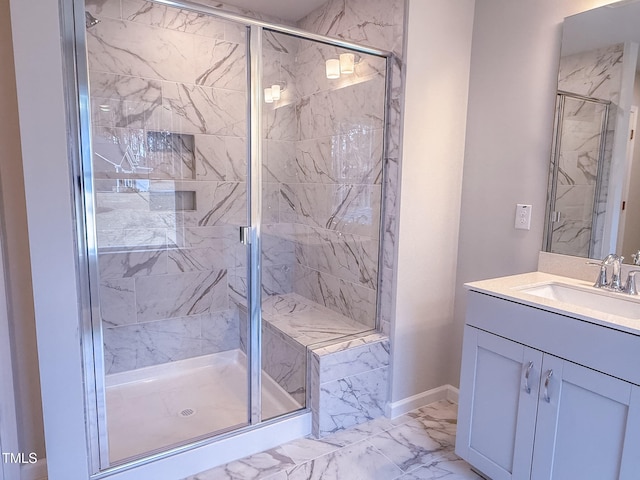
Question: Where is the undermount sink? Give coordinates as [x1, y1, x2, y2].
[518, 282, 640, 320]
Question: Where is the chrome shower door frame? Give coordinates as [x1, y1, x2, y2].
[543, 91, 610, 257]
[63, 0, 393, 475]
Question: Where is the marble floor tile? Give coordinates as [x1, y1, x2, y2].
[366, 417, 458, 473]
[321, 415, 398, 448]
[397, 458, 481, 479]
[270, 437, 341, 465]
[283, 441, 403, 480]
[188, 400, 479, 480]
[190, 449, 297, 480]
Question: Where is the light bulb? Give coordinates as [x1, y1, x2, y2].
[271, 84, 281, 101]
[264, 87, 273, 104]
[339, 53, 355, 74]
[325, 59, 340, 79]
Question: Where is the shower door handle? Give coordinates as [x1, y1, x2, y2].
[239, 226, 251, 245]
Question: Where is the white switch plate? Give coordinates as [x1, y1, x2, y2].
[515, 204, 532, 230]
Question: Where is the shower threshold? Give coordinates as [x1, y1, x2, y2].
[105, 349, 301, 464]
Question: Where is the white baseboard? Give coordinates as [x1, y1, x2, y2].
[446, 385, 459, 403]
[21, 459, 47, 480]
[386, 384, 459, 419]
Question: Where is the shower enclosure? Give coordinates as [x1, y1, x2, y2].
[73, 0, 390, 473]
[544, 91, 610, 258]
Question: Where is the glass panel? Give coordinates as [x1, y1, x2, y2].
[260, 30, 387, 420]
[549, 96, 608, 257]
[84, 1, 250, 464]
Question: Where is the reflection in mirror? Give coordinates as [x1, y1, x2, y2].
[544, 2, 640, 264]
[545, 92, 610, 258]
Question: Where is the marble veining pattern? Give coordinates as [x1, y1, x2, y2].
[99, 248, 168, 278]
[558, 44, 623, 101]
[89, 0, 406, 381]
[554, 44, 624, 258]
[317, 367, 388, 436]
[103, 309, 240, 374]
[262, 325, 307, 406]
[195, 134, 246, 181]
[294, 266, 377, 327]
[261, 293, 373, 347]
[254, 293, 383, 414]
[186, 400, 479, 480]
[100, 278, 137, 327]
[316, 338, 389, 383]
[135, 269, 229, 322]
[298, 0, 406, 342]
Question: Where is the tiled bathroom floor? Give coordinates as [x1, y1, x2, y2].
[186, 399, 480, 480]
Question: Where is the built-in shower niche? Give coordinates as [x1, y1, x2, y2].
[92, 130, 196, 183]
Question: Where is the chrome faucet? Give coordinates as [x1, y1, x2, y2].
[623, 270, 640, 295]
[607, 254, 624, 291]
[589, 254, 624, 291]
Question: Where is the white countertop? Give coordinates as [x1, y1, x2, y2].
[465, 271, 640, 336]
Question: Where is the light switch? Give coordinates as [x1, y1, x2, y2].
[515, 204, 532, 230]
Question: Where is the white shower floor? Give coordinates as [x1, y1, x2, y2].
[105, 349, 302, 463]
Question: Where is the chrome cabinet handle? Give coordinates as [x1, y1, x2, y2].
[524, 361, 534, 394]
[239, 226, 250, 245]
[543, 370, 553, 403]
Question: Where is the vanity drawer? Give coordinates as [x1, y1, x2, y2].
[466, 290, 640, 386]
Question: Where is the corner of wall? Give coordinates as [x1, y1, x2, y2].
[0, 0, 45, 463]
[391, 0, 474, 404]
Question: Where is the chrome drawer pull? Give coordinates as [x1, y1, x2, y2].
[543, 370, 553, 403]
[524, 361, 534, 394]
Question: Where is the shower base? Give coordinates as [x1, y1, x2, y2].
[105, 349, 301, 463]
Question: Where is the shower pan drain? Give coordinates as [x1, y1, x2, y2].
[178, 408, 196, 418]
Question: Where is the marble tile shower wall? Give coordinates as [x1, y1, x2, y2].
[258, 0, 405, 333]
[262, 35, 386, 329]
[309, 334, 390, 437]
[556, 44, 623, 258]
[85, 0, 273, 374]
[85, 0, 407, 374]
[297, 0, 407, 337]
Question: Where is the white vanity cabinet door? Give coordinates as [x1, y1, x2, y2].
[456, 326, 542, 480]
[531, 354, 640, 480]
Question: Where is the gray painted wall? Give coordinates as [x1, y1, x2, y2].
[0, 0, 44, 463]
[393, 0, 474, 403]
[452, 0, 612, 387]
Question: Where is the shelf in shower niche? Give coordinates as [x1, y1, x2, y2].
[93, 173, 152, 180]
[149, 190, 197, 212]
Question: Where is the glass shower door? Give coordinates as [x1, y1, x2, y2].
[546, 93, 610, 257]
[259, 29, 387, 420]
[80, 0, 390, 472]
[84, 2, 251, 465]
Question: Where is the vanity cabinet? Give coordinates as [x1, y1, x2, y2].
[456, 292, 640, 480]
[530, 353, 640, 480]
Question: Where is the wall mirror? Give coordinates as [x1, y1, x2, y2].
[543, 0, 640, 264]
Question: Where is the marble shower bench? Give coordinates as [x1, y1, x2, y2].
[237, 293, 389, 437]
